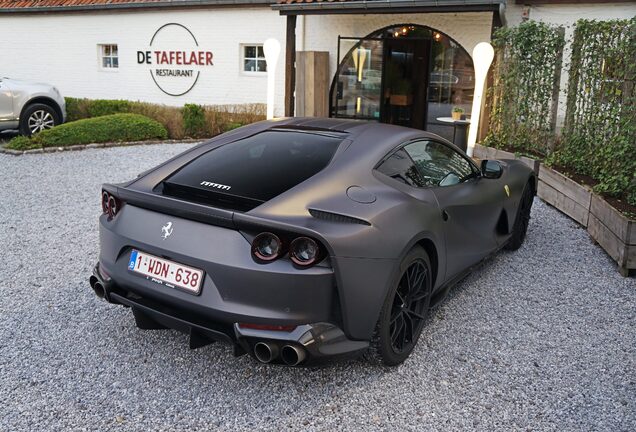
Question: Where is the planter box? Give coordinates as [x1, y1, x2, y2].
[537, 164, 592, 227]
[473, 144, 540, 175]
[475, 145, 633, 275]
[587, 195, 636, 276]
[537, 164, 634, 276]
[473, 143, 498, 160]
[519, 156, 541, 176]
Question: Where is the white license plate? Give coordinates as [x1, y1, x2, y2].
[128, 250, 204, 294]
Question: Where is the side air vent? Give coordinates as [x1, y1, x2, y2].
[308, 209, 371, 226]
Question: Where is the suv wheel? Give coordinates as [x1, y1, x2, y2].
[20, 103, 60, 136]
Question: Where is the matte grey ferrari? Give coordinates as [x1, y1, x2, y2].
[90, 118, 536, 366]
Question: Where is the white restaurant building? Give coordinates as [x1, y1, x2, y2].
[0, 0, 634, 141]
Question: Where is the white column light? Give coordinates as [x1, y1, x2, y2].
[466, 42, 494, 157]
[263, 38, 281, 120]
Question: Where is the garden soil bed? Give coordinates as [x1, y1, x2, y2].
[474, 143, 636, 217]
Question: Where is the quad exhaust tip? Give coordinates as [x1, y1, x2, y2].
[89, 276, 106, 299]
[254, 342, 279, 364]
[281, 345, 306, 366]
[93, 282, 105, 299]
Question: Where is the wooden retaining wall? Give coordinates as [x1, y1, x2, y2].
[474, 143, 634, 276]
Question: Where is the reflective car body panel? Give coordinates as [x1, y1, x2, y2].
[93, 118, 536, 362]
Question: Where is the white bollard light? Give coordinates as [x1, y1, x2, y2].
[466, 42, 494, 157]
[263, 38, 281, 120]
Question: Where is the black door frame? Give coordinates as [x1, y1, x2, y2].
[331, 33, 433, 130]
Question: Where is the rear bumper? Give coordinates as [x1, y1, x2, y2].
[90, 263, 368, 365]
[96, 203, 396, 358]
[98, 205, 340, 327]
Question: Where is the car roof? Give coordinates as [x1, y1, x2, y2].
[270, 117, 369, 133]
[263, 118, 457, 171]
[270, 117, 445, 142]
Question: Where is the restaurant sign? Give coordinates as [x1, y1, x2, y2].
[137, 23, 214, 96]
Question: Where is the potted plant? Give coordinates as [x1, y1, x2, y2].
[451, 106, 464, 121]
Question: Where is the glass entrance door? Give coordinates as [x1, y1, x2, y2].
[332, 32, 432, 129]
[332, 37, 385, 121]
[330, 25, 475, 140]
[382, 36, 431, 129]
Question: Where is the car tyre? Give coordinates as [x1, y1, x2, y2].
[505, 181, 534, 251]
[368, 246, 433, 366]
[20, 103, 60, 136]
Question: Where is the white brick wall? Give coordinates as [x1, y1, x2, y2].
[505, 2, 636, 27]
[0, 8, 288, 115]
[302, 12, 494, 80]
[0, 8, 496, 118]
[3, 4, 631, 127]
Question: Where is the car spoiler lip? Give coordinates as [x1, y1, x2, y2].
[103, 183, 236, 229]
[101, 183, 337, 256]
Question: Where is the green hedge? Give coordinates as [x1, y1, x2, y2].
[182, 103, 208, 138]
[64, 97, 266, 139]
[66, 98, 132, 119]
[555, 18, 636, 205]
[485, 21, 565, 157]
[484, 18, 635, 207]
[7, 113, 167, 150]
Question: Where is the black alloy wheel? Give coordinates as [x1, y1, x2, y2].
[506, 181, 534, 251]
[371, 246, 433, 366]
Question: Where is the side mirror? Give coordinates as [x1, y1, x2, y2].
[481, 160, 503, 179]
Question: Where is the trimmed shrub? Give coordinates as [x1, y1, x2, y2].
[203, 103, 265, 135]
[64, 97, 266, 140]
[65, 97, 184, 138]
[64, 97, 90, 122]
[7, 114, 167, 149]
[65, 98, 132, 120]
[87, 99, 132, 118]
[131, 102, 185, 140]
[224, 122, 244, 132]
[5, 136, 38, 151]
[182, 103, 208, 138]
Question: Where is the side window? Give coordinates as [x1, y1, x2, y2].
[403, 140, 476, 187]
[242, 45, 267, 73]
[376, 149, 425, 187]
[98, 44, 119, 69]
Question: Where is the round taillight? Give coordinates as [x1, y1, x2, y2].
[108, 195, 118, 217]
[290, 237, 320, 266]
[101, 191, 110, 214]
[251, 233, 282, 262]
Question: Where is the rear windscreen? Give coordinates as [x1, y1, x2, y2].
[163, 130, 344, 208]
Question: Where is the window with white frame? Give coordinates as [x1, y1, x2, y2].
[243, 45, 267, 73]
[99, 44, 119, 69]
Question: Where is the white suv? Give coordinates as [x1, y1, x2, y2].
[0, 77, 66, 136]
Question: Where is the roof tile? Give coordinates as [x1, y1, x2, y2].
[0, 0, 355, 9]
[0, 0, 170, 9]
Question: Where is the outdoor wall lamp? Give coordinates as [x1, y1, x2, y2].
[467, 42, 494, 157]
[263, 38, 281, 120]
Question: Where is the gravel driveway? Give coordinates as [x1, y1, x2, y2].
[1, 144, 634, 431]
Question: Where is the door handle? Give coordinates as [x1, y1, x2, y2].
[441, 210, 449, 221]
